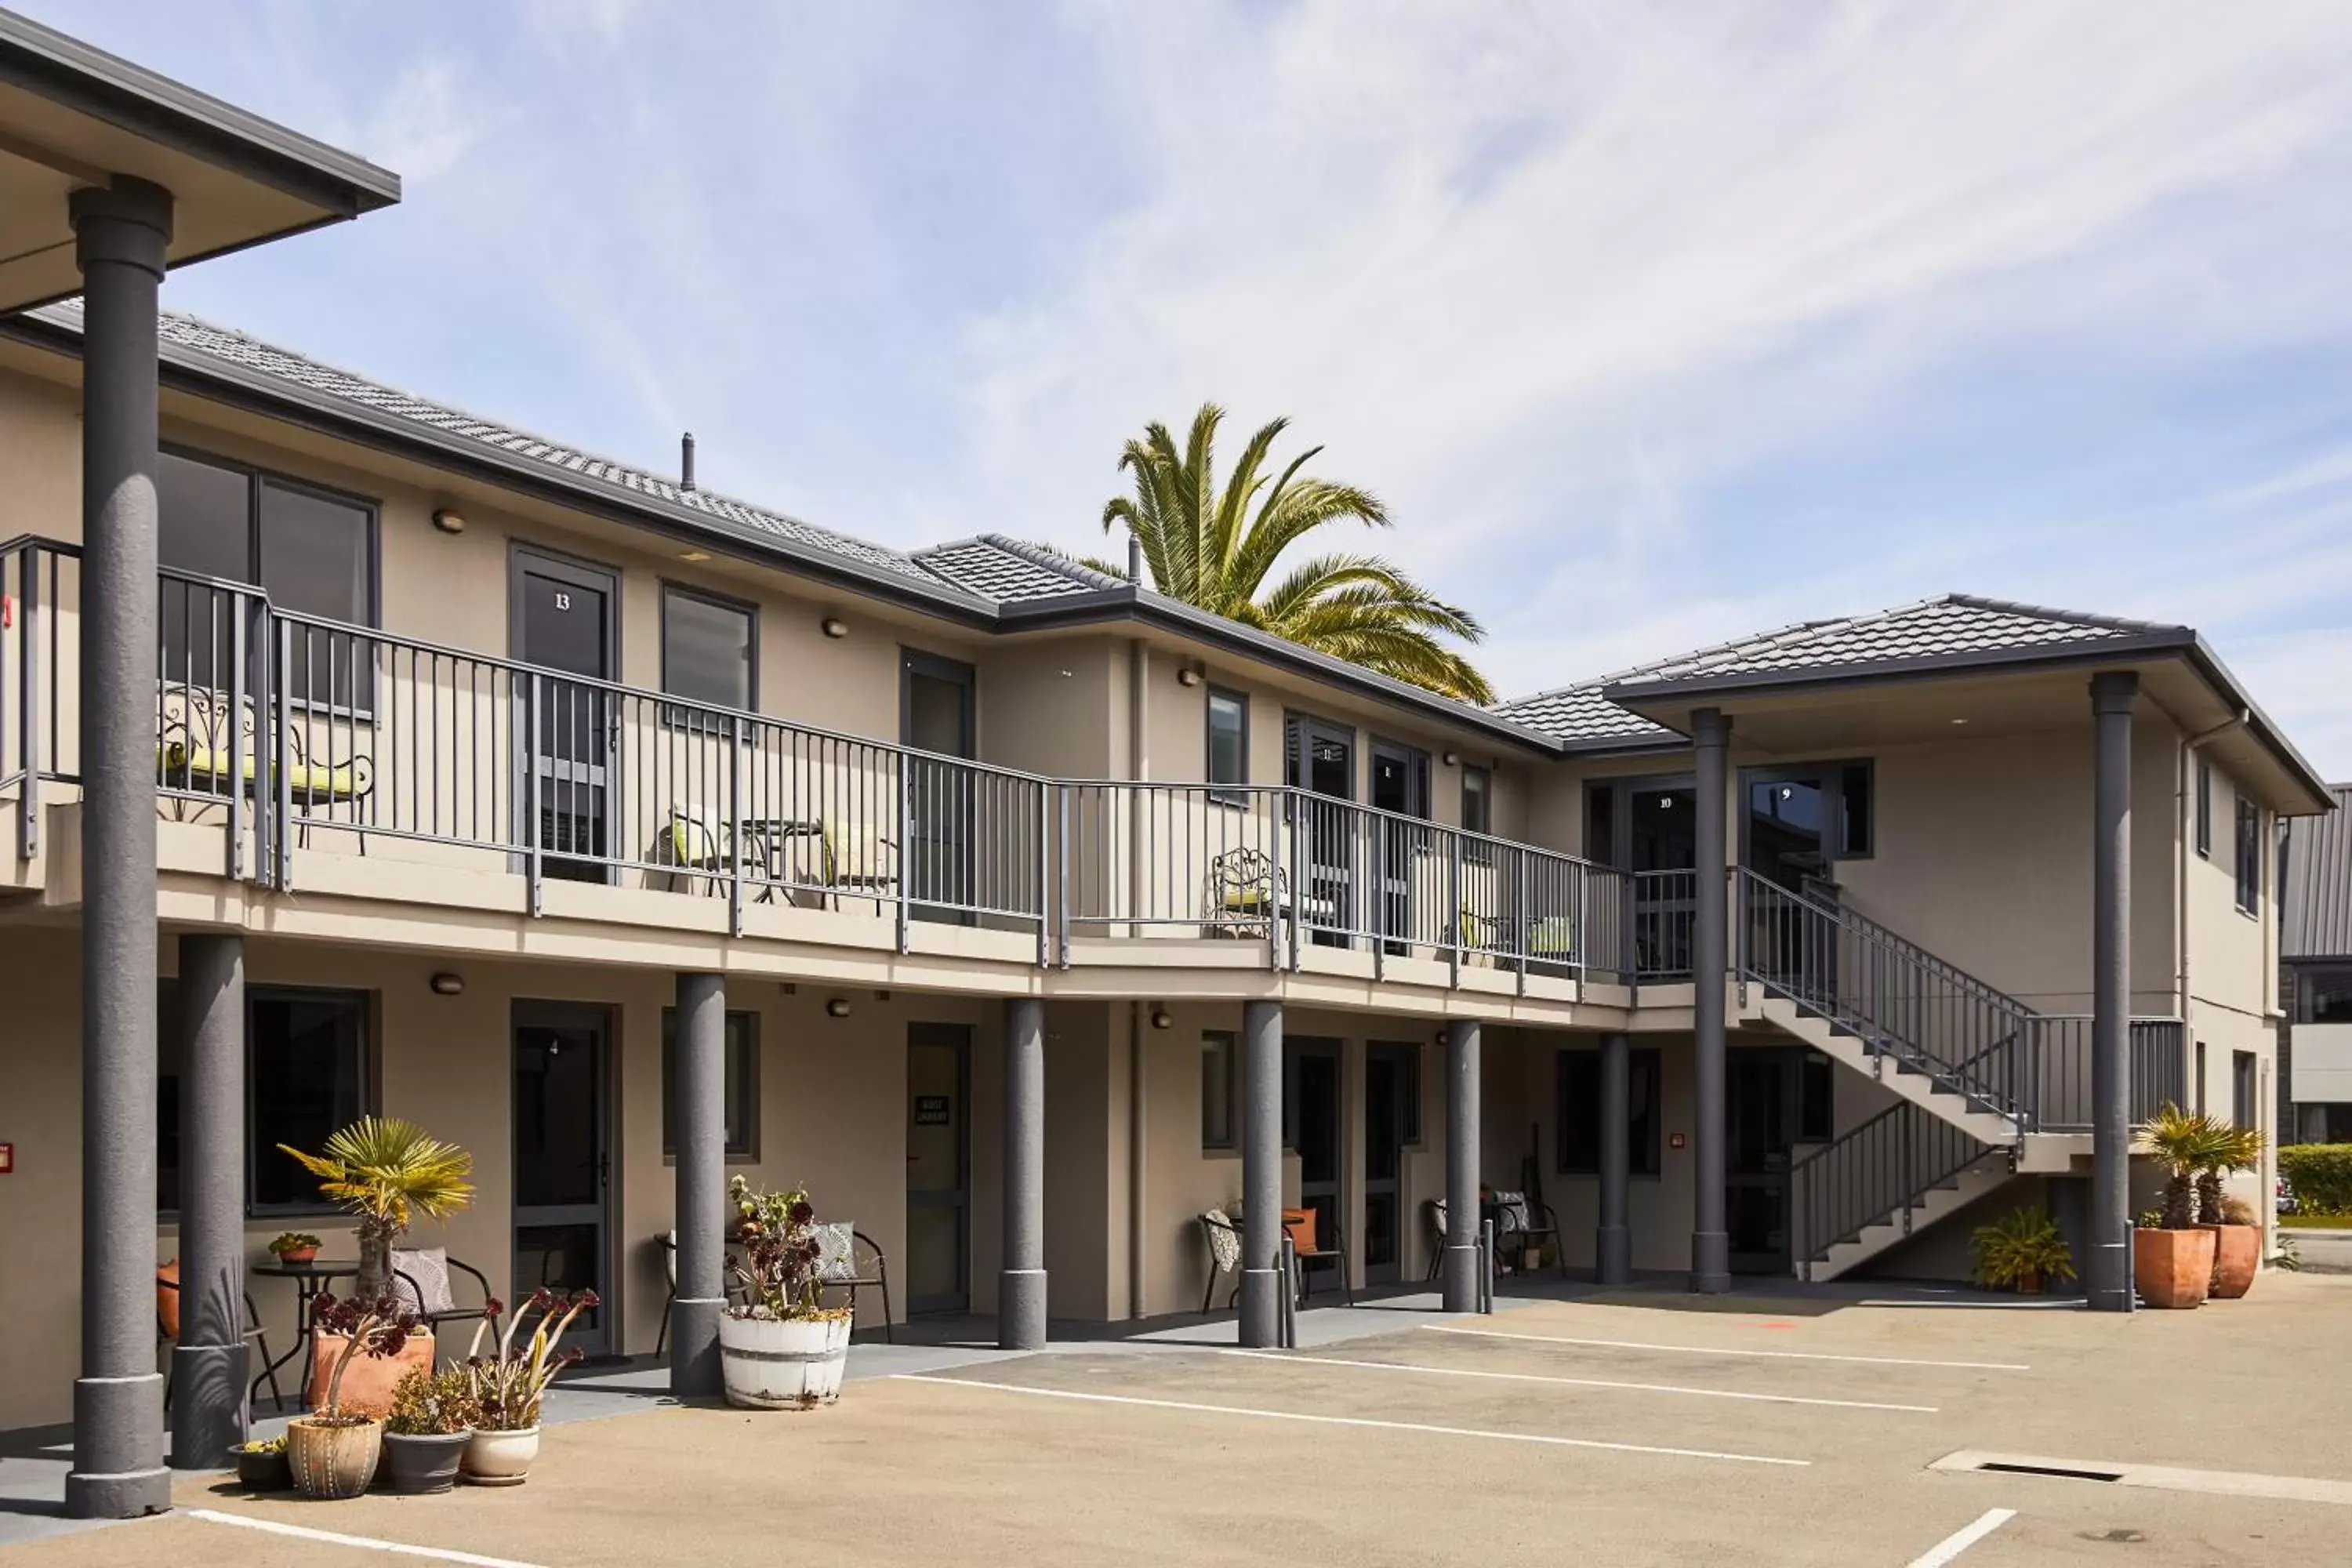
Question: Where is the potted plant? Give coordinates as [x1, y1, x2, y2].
[285, 1292, 419, 1499]
[1969, 1207, 2077, 1294]
[717, 1177, 854, 1410]
[267, 1232, 324, 1267]
[459, 1287, 597, 1486]
[231, 1433, 290, 1491]
[280, 1116, 474, 1299]
[2198, 1122, 2267, 1299]
[381, 1366, 478, 1494]
[2132, 1105, 2221, 1308]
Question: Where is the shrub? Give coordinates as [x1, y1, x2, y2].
[1970, 1207, 2076, 1291]
[2280, 1145, 2352, 1214]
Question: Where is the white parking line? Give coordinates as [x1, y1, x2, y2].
[895, 1374, 1809, 1467]
[185, 1508, 547, 1566]
[1423, 1325, 2030, 1372]
[1905, 1508, 2017, 1566]
[1219, 1348, 1937, 1412]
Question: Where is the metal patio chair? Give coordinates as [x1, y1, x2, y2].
[154, 681, 375, 849]
[157, 1265, 285, 1413]
[390, 1247, 501, 1360]
[812, 1221, 894, 1341]
[1198, 1210, 1244, 1313]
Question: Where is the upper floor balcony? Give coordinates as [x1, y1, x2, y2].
[2, 538, 1663, 1008]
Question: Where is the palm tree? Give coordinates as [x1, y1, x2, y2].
[2134, 1105, 2230, 1231]
[1100, 403, 1494, 704]
[281, 1116, 474, 1298]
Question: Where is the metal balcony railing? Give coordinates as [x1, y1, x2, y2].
[5, 538, 1629, 981]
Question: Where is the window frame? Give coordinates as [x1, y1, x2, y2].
[159, 445, 383, 717]
[658, 579, 760, 729]
[2195, 756, 2213, 859]
[1461, 764, 1494, 863]
[661, 1007, 763, 1163]
[1554, 1046, 1664, 1178]
[1205, 686, 1250, 806]
[2231, 1049, 2257, 1129]
[2234, 793, 2260, 916]
[1200, 1030, 1239, 1151]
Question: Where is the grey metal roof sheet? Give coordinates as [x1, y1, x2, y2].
[2284, 785, 2352, 960]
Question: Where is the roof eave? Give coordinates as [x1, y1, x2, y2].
[1599, 630, 2200, 706]
[0, 10, 401, 217]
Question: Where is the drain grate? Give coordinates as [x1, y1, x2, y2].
[1974, 1460, 2125, 1483]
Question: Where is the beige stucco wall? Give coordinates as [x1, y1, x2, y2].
[0, 924, 1004, 1431]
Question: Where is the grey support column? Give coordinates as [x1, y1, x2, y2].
[67, 176, 173, 1523]
[1000, 997, 1047, 1349]
[1238, 1000, 1283, 1348]
[1596, 1032, 1632, 1287]
[1690, 706, 1732, 1294]
[1441, 1018, 1483, 1312]
[670, 973, 727, 1395]
[2089, 673, 2137, 1312]
[172, 935, 248, 1469]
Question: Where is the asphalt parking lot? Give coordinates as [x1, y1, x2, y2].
[9, 1272, 2349, 1567]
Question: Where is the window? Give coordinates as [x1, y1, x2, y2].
[661, 583, 756, 719]
[2234, 794, 2260, 915]
[662, 1009, 760, 1161]
[158, 450, 377, 708]
[1555, 1047, 1662, 1176]
[1838, 763, 1873, 858]
[2232, 1050, 2257, 1129]
[1585, 781, 1616, 865]
[1461, 765, 1492, 862]
[1207, 688, 1248, 802]
[2304, 966, 2352, 1025]
[2195, 757, 2212, 858]
[1200, 1032, 1237, 1149]
[156, 982, 375, 1215]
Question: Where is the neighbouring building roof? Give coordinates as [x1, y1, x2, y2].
[2284, 785, 2352, 960]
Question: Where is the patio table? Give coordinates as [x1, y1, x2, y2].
[249, 1257, 358, 1403]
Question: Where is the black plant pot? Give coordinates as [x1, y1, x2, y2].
[235, 1446, 292, 1491]
[380, 1430, 471, 1494]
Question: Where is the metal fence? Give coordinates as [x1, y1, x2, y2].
[2027, 1017, 2190, 1131]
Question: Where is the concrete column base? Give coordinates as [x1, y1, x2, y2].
[2086, 1242, 2133, 1312]
[1439, 1243, 1482, 1313]
[998, 1269, 1048, 1350]
[1237, 1268, 1282, 1348]
[667, 1298, 724, 1397]
[1689, 1232, 1730, 1294]
[64, 1374, 169, 1519]
[168, 1343, 249, 1469]
[1595, 1226, 1632, 1287]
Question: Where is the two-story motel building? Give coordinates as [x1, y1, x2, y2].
[0, 5, 2333, 1519]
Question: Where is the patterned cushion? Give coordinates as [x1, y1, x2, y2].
[1202, 1209, 1240, 1273]
[391, 1247, 457, 1316]
[1489, 1192, 1534, 1241]
[811, 1221, 858, 1283]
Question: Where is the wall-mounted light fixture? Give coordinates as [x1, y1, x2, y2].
[875, 989, 892, 1002]
[428, 971, 466, 996]
[430, 508, 466, 535]
[677, 549, 712, 563]
[1176, 666, 1201, 688]
[1441, 750, 1461, 767]
[779, 982, 798, 996]
[1150, 1007, 1174, 1030]
[821, 616, 849, 640]
[825, 997, 852, 1019]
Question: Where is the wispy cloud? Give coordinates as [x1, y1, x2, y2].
[22, 0, 2352, 773]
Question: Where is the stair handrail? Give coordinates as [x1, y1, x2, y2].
[1788, 1098, 1998, 1279]
[1735, 867, 2041, 1127]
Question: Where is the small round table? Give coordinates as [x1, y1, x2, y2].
[249, 1258, 359, 1404]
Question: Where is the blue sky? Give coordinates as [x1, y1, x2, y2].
[34, 2, 2352, 774]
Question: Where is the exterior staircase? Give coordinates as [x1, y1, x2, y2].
[1733, 869, 2051, 1282]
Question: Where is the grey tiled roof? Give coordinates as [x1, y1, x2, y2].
[1490, 682, 1676, 746]
[913, 535, 1124, 601]
[1497, 596, 2184, 748]
[1616, 595, 2174, 687]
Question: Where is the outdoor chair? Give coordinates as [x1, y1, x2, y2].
[1200, 848, 1338, 939]
[390, 1247, 501, 1359]
[819, 822, 899, 913]
[1486, 1191, 1567, 1279]
[655, 1230, 755, 1354]
[1283, 1206, 1353, 1306]
[811, 1221, 894, 1341]
[154, 681, 374, 850]
[1197, 1209, 1243, 1313]
[157, 1263, 285, 1413]
[1423, 1199, 1449, 1281]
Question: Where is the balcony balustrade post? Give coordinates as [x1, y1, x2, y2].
[727, 713, 744, 937]
[274, 615, 294, 890]
[1513, 849, 1529, 997]
[226, 593, 246, 880]
[525, 672, 543, 916]
[1446, 827, 1461, 988]
[16, 543, 40, 860]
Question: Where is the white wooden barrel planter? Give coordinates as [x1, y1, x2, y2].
[717, 1313, 851, 1408]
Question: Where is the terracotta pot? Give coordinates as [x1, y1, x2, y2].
[382, 1429, 471, 1494]
[275, 1247, 319, 1266]
[2132, 1226, 2216, 1309]
[234, 1444, 291, 1491]
[461, 1425, 540, 1486]
[286, 1417, 382, 1499]
[306, 1329, 436, 1418]
[2199, 1222, 2259, 1299]
[719, 1313, 851, 1408]
[2016, 1268, 2042, 1295]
